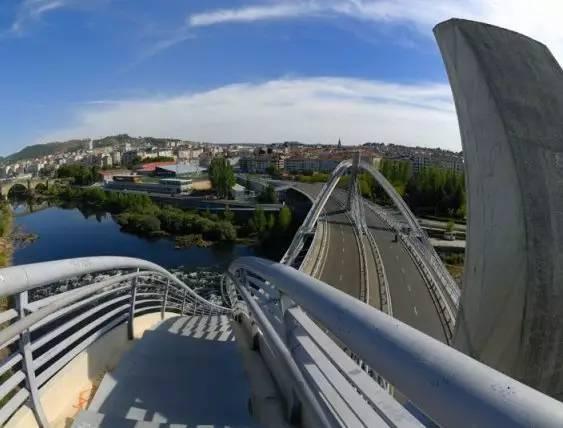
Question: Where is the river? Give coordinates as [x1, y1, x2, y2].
[12, 205, 280, 271]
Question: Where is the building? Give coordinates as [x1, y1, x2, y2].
[135, 161, 176, 175]
[154, 163, 205, 178]
[231, 183, 252, 200]
[239, 154, 285, 173]
[112, 151, 122, 166]
[105, 177, 192, 194]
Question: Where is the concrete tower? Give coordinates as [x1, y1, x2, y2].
[435, 19, 563, 398]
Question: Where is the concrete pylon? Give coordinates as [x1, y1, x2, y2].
[434, 19, 563, 398]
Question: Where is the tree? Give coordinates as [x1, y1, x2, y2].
[266, 165, 281, 178]
[277, 206, 292, 231]
[249, 207, 267, 235]
[267, 213, 276, 230]
[223, 205, 235, 223]
[257, 184, 277, 203]
[208, 157, 235, 199]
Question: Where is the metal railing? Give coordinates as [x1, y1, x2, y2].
[228, 256, 563, 428]
[0, 257, 230, 427]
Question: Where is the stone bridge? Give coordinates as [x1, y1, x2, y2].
[0, 177, 51, 198]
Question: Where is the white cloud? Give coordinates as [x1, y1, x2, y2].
[10, 0, 67, 33]
[42, 77, 461, 150]
[188, 3, 321, 27]
[187, 0, 563, 62]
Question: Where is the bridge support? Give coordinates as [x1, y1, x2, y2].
[435, 19, 563, 398]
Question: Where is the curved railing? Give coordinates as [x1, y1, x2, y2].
[0, 257, 230, 427]
[227, 256, 563, 428]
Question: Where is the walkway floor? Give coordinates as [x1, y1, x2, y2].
[73, 315, 257, 427]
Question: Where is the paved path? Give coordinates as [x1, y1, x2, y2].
[76, 315, 256, 427]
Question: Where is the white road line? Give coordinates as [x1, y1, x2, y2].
[339, 274, 343, 281]
[400, 267, 406, 274]
[407, 285, 412, 293]
[413, 306, 418, 316]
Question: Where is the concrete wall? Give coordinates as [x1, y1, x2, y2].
[6, 312, 177, 428]
[435, 19, 563, 398]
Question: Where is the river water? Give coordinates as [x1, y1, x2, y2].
[12, 205, 276, 270]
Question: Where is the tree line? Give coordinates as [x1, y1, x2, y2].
[338, 159, 466, 219]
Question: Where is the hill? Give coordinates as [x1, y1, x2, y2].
[6, 140, 89, 162]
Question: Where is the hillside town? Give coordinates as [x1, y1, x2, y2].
[0, 135, 463, 182]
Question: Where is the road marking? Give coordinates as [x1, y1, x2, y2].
[413, 306, 418, 316]
[395, 255, 399, 261]
[342, 247, 345, 253]
[407, 285, 412, 293]
[400, 267, 405, 274]
[339, 274, 343, 281]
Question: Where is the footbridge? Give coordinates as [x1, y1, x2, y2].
[1, 17, 563, 428]
[0, 254, 561, 427]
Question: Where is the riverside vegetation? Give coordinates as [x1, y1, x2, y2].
[46, 186, 295, 249]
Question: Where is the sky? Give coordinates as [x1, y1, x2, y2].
[1, 0, 563, 155]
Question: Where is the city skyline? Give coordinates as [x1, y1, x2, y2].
[1, 1, 562, 155]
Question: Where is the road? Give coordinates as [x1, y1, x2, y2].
[277, 180, 447, 343]
[364, 208, 448, 342]
[287, 182, 362, 299]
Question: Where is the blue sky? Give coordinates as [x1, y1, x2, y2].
[1, 0, 562, 155]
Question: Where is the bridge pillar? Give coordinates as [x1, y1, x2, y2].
[435, 19, 563, 398]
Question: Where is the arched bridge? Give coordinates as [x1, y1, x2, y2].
[0, 178, 52, 198]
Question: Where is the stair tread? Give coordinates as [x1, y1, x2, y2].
[87, 315, 256, 427]
[73, 410, 257, 427]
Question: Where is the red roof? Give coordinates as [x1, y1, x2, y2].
[135, 161, 176, 172]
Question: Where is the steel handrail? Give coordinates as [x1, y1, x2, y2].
[0, 256, 230, 313]
[228, 256, 563, 428]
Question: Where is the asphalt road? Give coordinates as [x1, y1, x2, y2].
[282, 181, 447, 343]
[318, 198, 362, 299]
[288, 182, 362, 299]
[364, 208, 448, 342]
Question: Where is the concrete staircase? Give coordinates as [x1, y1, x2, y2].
[72, 315, 257, 428]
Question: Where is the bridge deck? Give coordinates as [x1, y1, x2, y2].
[74, 315, 256, 427]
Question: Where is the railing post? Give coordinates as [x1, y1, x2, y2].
[127, 271, 139, 340]
[161, 279, 170, 320]
[16, 291, 49, 428]
[181, 289, 187, 315]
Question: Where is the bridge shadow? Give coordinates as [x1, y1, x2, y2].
[89, 315, 253, 427]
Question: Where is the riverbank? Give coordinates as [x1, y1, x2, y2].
[0, 203, 13, 268]
[25, 185, 298, 253]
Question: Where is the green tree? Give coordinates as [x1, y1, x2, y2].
[266, 165, 281, 177]
[267, 213, 276, 230]
[223, 205, 235, 223]
[208, 157, 235, 199]
[249, 207, 267, 235]
[277, 206, 292, 231]
[258, 184, 278, 203]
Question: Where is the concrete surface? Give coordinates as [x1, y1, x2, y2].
[436, 18, 563, 398]
[83, 315, 256, 427]
[6, 312, 177, 428]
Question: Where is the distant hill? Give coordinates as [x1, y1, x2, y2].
[5, 134, 189, 162]
[6, 139, 90, 162]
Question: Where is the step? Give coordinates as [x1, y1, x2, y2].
[86, 315, 256, 427]
[72, 410, 256, 427]
[73, 410, 163, 427]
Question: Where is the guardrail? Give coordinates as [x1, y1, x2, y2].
[228, 256, 563, 428]
[0, 257, 230, 427]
